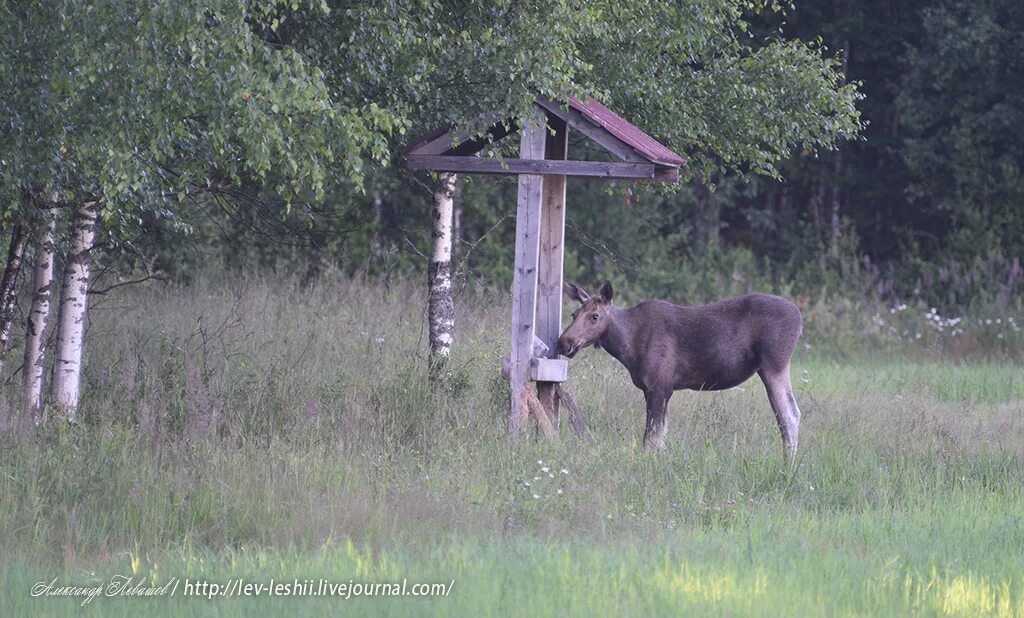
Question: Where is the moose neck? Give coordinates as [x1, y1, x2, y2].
[598, 306, 636, 368]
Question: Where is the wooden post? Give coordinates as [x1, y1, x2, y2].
[536, 114, 568, 428]
[508, 109, 547, 434]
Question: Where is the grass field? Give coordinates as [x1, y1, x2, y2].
[1, 274, 1023, 616]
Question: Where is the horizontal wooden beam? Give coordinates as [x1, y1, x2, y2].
[530, 358, 568, 382]
[407, 155, 656, 179]
[500, 357, 569, 382]
[654, 165, 680, 183]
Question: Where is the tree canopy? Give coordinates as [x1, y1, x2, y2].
[2, 0, 862, 221]
[300, 0, 863, 181]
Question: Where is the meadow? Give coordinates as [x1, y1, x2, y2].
[1, 273, 1023, 616]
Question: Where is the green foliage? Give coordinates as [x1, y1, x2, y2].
[299, 0, 862, 180]
[0, 0, 395, 220]
[1, 0, 863, 209]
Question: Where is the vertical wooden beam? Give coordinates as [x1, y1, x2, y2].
[508, 110, 547, 435]
[536, 114, 568, 429]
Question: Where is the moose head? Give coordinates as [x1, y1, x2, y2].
[556, 280, 614, 358]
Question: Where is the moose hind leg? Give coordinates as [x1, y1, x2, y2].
[643, 389, 671, 450]
[758, 367, 801, 465]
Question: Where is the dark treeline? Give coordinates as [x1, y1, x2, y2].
[137, 0, 1022, 313]
[743, 0, 1024, 296]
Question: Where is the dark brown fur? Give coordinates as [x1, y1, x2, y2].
[557, 281, 803, 458]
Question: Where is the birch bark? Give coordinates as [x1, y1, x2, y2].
[428, 173, 457, 372]
[23, 213, 55, 421]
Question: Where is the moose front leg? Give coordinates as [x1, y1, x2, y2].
[759, 367, 801, 467]
[642, 388, 671, 449]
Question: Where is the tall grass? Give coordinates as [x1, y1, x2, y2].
[1, 272, 1022, 616]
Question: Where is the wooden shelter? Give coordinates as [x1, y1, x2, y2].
[403, 96, 683, 435]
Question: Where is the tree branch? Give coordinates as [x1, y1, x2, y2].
[89, 274, 168, 296]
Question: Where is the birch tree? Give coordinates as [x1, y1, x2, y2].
[1, 1, 400, 422]
[428, 173, 457, 372]
[0, 222, 26, 373]
[22, 211, 55, 421]
[50, 201, 97, 419]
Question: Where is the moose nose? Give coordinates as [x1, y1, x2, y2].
[556, 337, 568, 356]
[556, 336, 574, 357]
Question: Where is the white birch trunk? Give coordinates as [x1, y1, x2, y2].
[50, 200, 97, 420]
[23, 213, 55, 421]
[428, 173, 457, 370]
[371, 181, 384, 258]
[0, 222, 27, 375]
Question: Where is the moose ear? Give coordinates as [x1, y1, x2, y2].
[598, 280, 614, 302]
[564, 281, 590, 303]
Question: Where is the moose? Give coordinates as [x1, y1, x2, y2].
[556, 281, 803, 462]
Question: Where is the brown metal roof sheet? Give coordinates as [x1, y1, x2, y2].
[565, 97, 684, 167]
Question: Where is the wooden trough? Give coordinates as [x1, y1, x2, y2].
[403, 97, 683, 437]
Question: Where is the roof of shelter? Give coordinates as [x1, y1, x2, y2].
[562, 97, 683, 167]
[402, 97, 684, 183]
